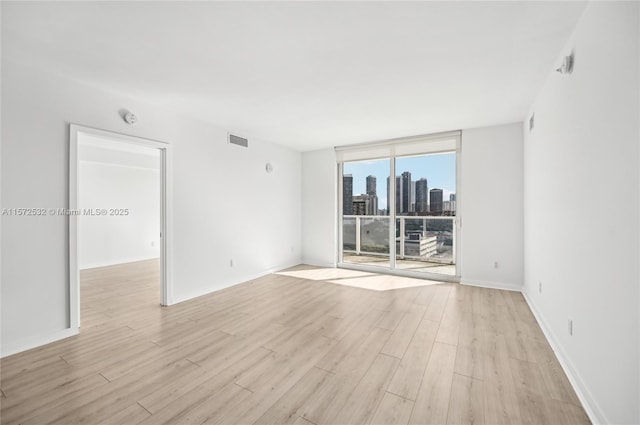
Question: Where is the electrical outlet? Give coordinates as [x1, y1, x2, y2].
[151, 241, 155, 247]
[568, 319, 573, 336]
[493, 261, 499, 269]
[539, 282, 542, 293]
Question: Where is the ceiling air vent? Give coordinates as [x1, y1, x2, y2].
[228, 133, 248, 148]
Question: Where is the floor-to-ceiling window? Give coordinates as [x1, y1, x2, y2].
[337, 132, 460, 280]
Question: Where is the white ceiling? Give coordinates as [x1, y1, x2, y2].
[2, 1, 587, 151]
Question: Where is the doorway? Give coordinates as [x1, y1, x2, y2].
[69, 125, 171, 329]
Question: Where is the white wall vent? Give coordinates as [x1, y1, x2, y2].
[228, 133, 248, 148]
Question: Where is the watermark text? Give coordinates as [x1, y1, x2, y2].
[2, 208, 130, 216]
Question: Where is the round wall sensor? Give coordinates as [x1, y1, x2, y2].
[265, 162, 273, 173]
[124, 111, 138, 125]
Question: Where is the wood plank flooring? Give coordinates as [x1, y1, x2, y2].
[0, 260, 590, 425]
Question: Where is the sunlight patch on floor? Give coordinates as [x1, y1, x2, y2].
[277, 265, 445, 291]
[277, 266, 375, 281]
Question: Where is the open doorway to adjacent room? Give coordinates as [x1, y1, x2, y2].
[69, 125, 171, 330]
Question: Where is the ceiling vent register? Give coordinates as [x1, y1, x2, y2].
[228, 134, 248, 148]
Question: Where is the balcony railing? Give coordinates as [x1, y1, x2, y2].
[343, 215, 456, 265]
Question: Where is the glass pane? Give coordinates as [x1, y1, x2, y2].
[341, 158, 390, 269]
[360, 217, 390, 255]
[394, 152, 456, 276]
[343, 217, 356, 251]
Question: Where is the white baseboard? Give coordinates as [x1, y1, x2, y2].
[170, 260, 302, 306]
[301, 259, 337, 268]
[1, 327, 79, 358]
[521, 290, 607, 425]
[80, 255, 160, 270]
[460, 278, 522, 291]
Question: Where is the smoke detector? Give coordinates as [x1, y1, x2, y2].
[123, 111, 138, 125]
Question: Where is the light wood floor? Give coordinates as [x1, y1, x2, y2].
[0, 260, 590, 425]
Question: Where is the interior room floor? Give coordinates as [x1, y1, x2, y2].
[0, 260, 590, 425]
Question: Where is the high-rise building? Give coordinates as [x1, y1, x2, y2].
[444, 200, 456, 214]
[370, 196, 378, 216]
[430, 188, 443, 213]
[366, 175, 378, 216]
[352, 194, 370, 216]
[386, 177, 390, 214]
[411, 181, 416, 212]
[450, 193, 456, 201]
[366, 175, 376, 196]
[415, 178, 428, 213]
[387, 176, 403, 215]
[401, 172, 411, 214]
[395, 176, 403, 214]
[343, 174, 353, 215]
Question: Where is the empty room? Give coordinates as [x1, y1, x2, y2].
[1, 1, 638, 425]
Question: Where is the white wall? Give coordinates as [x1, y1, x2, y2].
[79, 161, 160, 269]
[1, 61, 302, 356]
[460, 123, 524, 290]
[523, 2, 639, 424]
[302, 148, 337, 267]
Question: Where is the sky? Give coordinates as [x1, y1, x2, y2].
[344, 152, 456, 210]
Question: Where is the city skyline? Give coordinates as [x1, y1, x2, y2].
[343, 153, 456, 210]
[344, 174, 456, 216]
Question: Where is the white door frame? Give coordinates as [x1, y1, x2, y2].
[69, 124, 172, 329]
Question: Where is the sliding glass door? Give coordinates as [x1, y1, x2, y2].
[338, 132, 460, 280]
[342, 158, 391, 269]
[393, 153, 456, 276]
